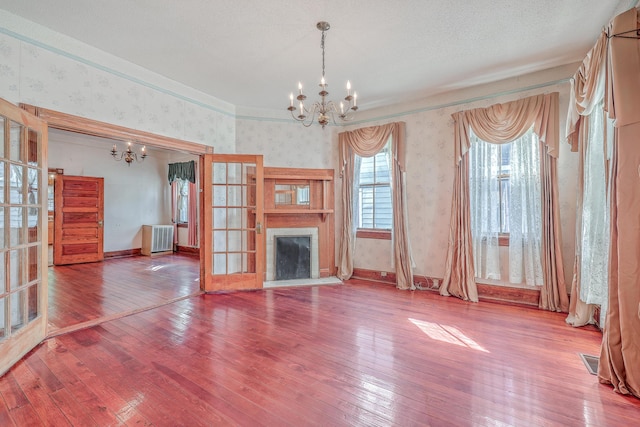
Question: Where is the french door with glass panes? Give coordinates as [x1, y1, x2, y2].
[0, 98, 48, 375]
[202, 154, 264, 291]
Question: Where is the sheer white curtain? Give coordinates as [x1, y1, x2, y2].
[469, 128, 543, 286]
[509, 130, 543, 286]
[468, 133, 501, 280]
[580, 104, 612, 326]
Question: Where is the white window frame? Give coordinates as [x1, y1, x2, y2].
[356, 138, 393, 238]
[175, 178, 189, 224]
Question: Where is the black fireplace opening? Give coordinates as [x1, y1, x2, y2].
[275, 236, 311, 280]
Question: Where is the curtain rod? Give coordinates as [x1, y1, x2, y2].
[608, 28, 640, 39]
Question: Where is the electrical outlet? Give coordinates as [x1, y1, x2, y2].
[432, 278, 440, 289]
[380, 271, 387, 277]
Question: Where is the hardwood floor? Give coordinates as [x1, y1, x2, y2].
[2, 278, 638, 426]
[47, 253, 201, 333]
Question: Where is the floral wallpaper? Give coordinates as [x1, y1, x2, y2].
[343, 82, 577, 286]
[235, 82, 578, 288]
[235, 119, 334, 168]
[0, 30, 235, 153]
[0, 33, 19, 101]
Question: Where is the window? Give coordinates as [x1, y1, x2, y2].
[469, 129, 540, 237]
[174, 178, 189, 224]
[168, 160, 196, 226]
[472, 142, 511, 237]
[357, 138, 392, 232]
[497, 144, 510, 235]
[469, 127, 543, 285]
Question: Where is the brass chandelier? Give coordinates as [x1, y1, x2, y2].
[110, 142, 147, 166]
[287, 21, 358, 128]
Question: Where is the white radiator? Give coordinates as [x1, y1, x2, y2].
[141, 225, 174, 255]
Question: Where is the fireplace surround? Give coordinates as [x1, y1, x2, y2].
[266, 227, 319, 281]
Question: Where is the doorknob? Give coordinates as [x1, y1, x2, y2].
[98, 220, 104, 228]
[256, 222, 262, 234]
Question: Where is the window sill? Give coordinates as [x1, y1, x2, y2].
[177, 223, 189, 229]
[356, 229, 391, 240]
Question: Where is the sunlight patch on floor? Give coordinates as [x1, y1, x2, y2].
[409, 318, 489, 353]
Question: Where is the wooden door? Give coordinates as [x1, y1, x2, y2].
[0, 98, 48, 375]
[201, 154, 264, 291]
[53, 175, 104, 265]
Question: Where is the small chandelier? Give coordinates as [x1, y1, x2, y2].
[110, 142, 147, 166]
[287, 21, 358, 128]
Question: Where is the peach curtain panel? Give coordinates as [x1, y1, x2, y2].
[566, 31, 608, 152]
[598, 7, 640, 399]
[565, 32, 609, 327]
[440, 153, 477, 301]
[441, 92, 568, 311]
[337, 122, 414, 289]
[170, 181, 179, 244]
[538, 141, 568, 312]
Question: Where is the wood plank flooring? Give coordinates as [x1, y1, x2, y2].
[47, 254, 201, 332]
[3, 278, 639, 426]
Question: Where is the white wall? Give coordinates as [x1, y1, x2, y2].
[235, 119, 333, 168]
[0, 10, 231, 253]
[0, 10, 236, 153]
[48, 129, 172, 252]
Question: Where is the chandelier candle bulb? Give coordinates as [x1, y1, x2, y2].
[321, 76, 326, 86]
[354, 92, 357, 108]
[289, 93, 294, 107]
[347, 80, 351, 96]
[298, 82, 303, 95]
[340, 102, 344, 114]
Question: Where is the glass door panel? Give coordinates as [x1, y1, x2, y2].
[203, 155, 263, 291]
[0, 98, 48, 376]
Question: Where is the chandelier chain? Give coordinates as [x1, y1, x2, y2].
[321, 29, 326, 78]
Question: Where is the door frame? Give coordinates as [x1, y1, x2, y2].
[22, 106, 269, 300]
[20, 105, 209, 155]
[20, 105, 212, 316]
[20, 103, 263, 291]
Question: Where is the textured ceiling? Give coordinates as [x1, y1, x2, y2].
[0, 1, 634, 112]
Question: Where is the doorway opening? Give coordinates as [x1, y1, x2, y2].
[21, 103, 209, 336]
[45, 128, 203, 333]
